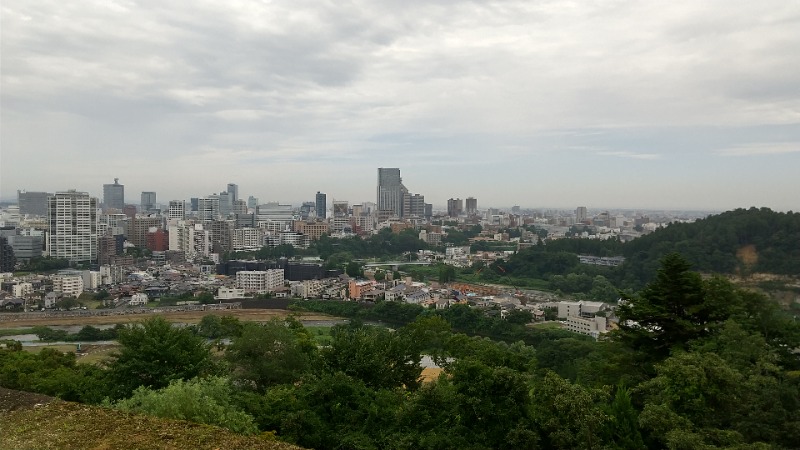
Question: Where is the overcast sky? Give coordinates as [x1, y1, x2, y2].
[2, 1, 799, 211]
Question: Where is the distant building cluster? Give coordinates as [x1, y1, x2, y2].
[0, 169, 699, 327]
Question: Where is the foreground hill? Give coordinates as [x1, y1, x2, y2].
[0, 388, 302, 450]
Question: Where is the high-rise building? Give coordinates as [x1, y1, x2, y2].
[408, 194, 426, 217]
[226, 183, 238, 203]
[233, 199, 248, 215]
[0, 236, 15, 272]
[315, 192, 327, 219]
[210, 220, 236, 254]
[300, 202, 315, 220]
[466, 197, 478, 215]
[256, 203, 295, 232]
[141, 192, 157, 212]
[17, 190, 51, 216]
[98, 235, 121, 265]
[247, 196, 258, 210]
[103, 178, 125, 211]
[576, 206, 588, 223]
[218, 192, 232, 218]
[377, 168, 407, 218]
[198, 196, 220, 223]
[5, 234, 43, 261]
[129, 216, 162, 249]
[48, 190, 98, 263]
[168, 200, 186, 220]
[447, 198, 464, 217]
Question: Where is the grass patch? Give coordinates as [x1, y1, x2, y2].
[22, 344, 78, 354]
[532, 321, 565, 329]
[0, 400, 303, 450]
[305, 326, 334, 345]
[0, 328, 37, 338]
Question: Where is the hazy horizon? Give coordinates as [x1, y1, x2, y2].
[2, 1, 799, 211]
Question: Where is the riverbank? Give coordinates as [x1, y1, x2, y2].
[0, 309, 336, 328]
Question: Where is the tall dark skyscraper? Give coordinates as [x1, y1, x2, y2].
[141, 191, 157, 212]
[447, 198, 464, 217]
[315, 192, 327, 219]
[466, 197, 478, 215]
[103, 178, 124, 211]
[377, 168, 407, 218]
[227, 183, 238, 203]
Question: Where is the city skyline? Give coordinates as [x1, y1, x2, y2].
[2, 1, 799, 211]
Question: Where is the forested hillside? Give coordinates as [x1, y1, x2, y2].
[491, 207, 800, 290]
[620, 207, 800, 281]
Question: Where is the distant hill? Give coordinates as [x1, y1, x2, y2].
[0, 389, 303, 450]
[619, 207, 800, 285]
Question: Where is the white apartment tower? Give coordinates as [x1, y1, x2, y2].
[48, 191, 98, 263]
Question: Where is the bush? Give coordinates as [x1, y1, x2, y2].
[111, 376, 258, 435]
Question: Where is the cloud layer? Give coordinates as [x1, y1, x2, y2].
[2, 0, 799, 210]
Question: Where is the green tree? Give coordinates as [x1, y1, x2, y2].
[438, 264, 456, 283]
[225, 319, 318, 392]
[443, 358, 539, 449]
[614, 253, 710, 360]
[323, 324, 422, 390]
[107, 316, 212, 399]
[531, 371, 610, 450]
[603, 384, 645, 450]
[345, 261, 363, 278]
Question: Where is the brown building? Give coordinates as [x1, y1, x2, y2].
[294, 221, 330, 240]
[129, 216, 162, 249]
[146, 229, 169, 252]
[390, 221, 412, 233]
[123, 204, 138, 218]
[98, 235, 121, 265]
[209, 220, 235, 254]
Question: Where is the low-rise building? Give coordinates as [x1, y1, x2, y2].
[236, 269, 284, 294]
[565, 315, 607, 339]
[129, 292, 149, 306]
[51, 275, 83, 298]
[291, 280, 324, 299]
[217, 286, 246, 300]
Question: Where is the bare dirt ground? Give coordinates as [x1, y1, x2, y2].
[0, 309, 334, 328]
[736, 244, 759, 268]
[0, 387, 57, 414]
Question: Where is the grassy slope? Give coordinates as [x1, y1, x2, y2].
[0, 399, 304, 450]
